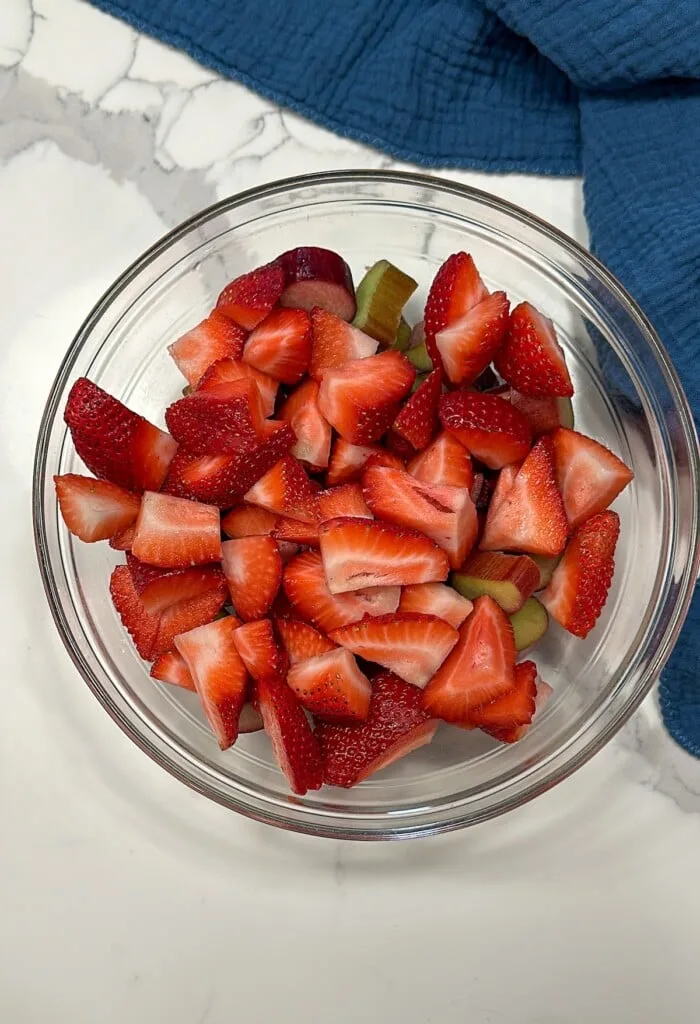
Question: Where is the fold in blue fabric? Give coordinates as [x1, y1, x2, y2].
[89, 0, 699, 752]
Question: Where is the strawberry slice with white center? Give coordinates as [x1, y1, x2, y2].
[550, 427, 634, 530]
[317, 350, 415, 445]
[222, 536, 282, 621]
[150, 649, 196, 691]
[127, 553, 226, 615]
[221, 503, 278, 538]
[329, 613, 459, 688]
[488, 462, 520, 516]
[423, 252, 489, 371]
[168, 310, 247, 387]
[422, 595, 516, 722]
[480, 436, 568, 557]
[317, 671, 438, 787]
[468, 658, 538, 731]
[435, 290, 510, 385]
[272, 516, 320, 547]
[399, 582, 473, 628]
[175, 616, 249, 749]
[216, 260, 286, 331]
[279, 248, 356, 321]
[165, 379, 266, 455]
[407, 431, 474, 489]
[196, 358, 278, 417]
[244, 455, 319, 524]
[488, 677, 553, 744]
[326, 438, 403, 486]
[257, 674, 323, 795]
[309, 306, 378, 381]
[275, 617, 337, 665]
[362, 465, 478, 569]
[287, 647, 371, 722]
[131, 491, 222, 568]
[232, 619, 287, 680]
[279, 378, 332, 470]
[242, 307, 312, 384]
[54, 474, 141, 543]
[391, 368, 442, 451]
[438, 391, 531, 470]
[282, 550, 400, 632]
[317, 483, 372, 522]
[540, 509, 620, 638]
[64, 378, 177, 493]
[318, 516, 450, 593]
[494, 301, 573, 397]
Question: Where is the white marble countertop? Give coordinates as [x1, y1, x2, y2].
[2, 2, 700, 1022]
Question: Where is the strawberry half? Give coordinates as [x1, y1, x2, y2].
[362, 465, 478, 569]
[127, 553, 226, 615]
[435, 291, 509, 385]
[150, 649, 196, 691]
[317, 350, 415, 445]
[216, 260, 286, 331]
[422, 595, 516, 723]
[64, 378, 177, 492]
[168, 310, 247, 387]
[309, 307, 378, 381]
[480, 436, 568, 557]
[279, 378, 332, 470]
[232, 619, 287, 680]
[54, 474, 140, 543]
[551, 427, 634, 530]
[222, 536, 282, 621]
[164, 379, 265, 455]
[317, 671, 438, 787]
[318, 517, 449, 593]
[317, 483, 372, 522]
[329, 612, 459, 688]
[244, 455, 319, 524]
[287, 647, 371, 722]
[282, 550, 400, 632]
[407, 431, 474, 489]
[468, 658, 538, 731]
[494, 301, 573, 397]
[175, 616, 249, 749]
[326, 438, 403, 486]
[398, 582, 473, 628]
[391, 368, 442, 451]
[257, 674, 323, 795]
[221, 503, 277, 538]
[131, 491, 222, 568]
[540, 509, 620, 638]
[196, 357, 278, 417]
[272, 516, 320, 547]
[242, 307, 312, 384]
[275, 617, 337, 665]
[423, 252, 488, 371]
[438, 391, 531, 470]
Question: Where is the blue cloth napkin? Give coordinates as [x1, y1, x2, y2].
[89, 0, 700, 753]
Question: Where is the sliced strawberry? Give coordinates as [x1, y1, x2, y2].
[435, 291, 509, 385]
[330, 613, 458, 688]
[399, 582, 473, 628]
[423, 252, 488, 371]
[385, 428, 417, 461]
[282, 550, 400, 632]
[279, 247, 356, 321]
[110, 564, 160, 659]
[109, 522, 137, 551]
[422, 595, 516, 722]
[309, 306, 378, 381]
[540, 509, 619, 638]
[216, 260, 285, 330]
[480, 436, 568, 557]
[488, 677, 553, 743]
[232, 619, 287, 680]
[362, 465, 478, 569]
[150, 649, 196, 691]
[222, 536, 282, 621]
[164, 379, 265, 455]
[318, 350, 416, 445]
[508, 390, 567, 435]
[278, 378, 332, 470]
[287, 647, 371, 722]
[407, 431, 474, 489]
[317, 483, 372, 522]
[319, 516, 449, 593]
[221, 503, 277, 538]
[275, 617, 337, 665]
[551, 428, 634, 530]
[64, 378, 177, 492]
[257, 674, 323, 795]
[131, 491, 221, 568]
[363, 448, 405, 473]
[317, 671, 438, 787]
[127, 553, 226, 615]
[174, 616, 248, 749]
[242, 307, 311, 384]
[168, 310, 247, 386]
[392, 368, 442, 451]
[153, 588, 228, 658]
[273, 516, 320, 547]
[327, 439, 379, 486]
[54, 474, 140, 543]
[495, 301, 573, 397]
[468, 658, 538, 730]
[244, 455, 319, 524]
[438, 391, 531, 470]
[196, 358, 278, 417]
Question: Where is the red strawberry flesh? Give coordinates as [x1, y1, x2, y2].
[438, 390, 531, 470]
[257, 674, 323, 794]
[54, 474, 141, 543]
[216, 260, 285, 331]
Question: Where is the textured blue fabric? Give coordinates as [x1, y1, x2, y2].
[88, 0, 699, 753]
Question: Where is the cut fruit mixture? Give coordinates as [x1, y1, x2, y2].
[55, 246, 634, 796]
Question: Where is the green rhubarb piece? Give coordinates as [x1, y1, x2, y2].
[353, 260, 418, 347]
[450, 552, 539, 615]
[509, 598, 549, 652]
[392, 316, 413, 352]
[530, 554, 562, 591]
[406, 341, 433, 372]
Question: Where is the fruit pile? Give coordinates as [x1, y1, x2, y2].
[54, 247, 634, 795]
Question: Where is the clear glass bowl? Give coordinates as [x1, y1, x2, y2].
[33, 171, 700, 840]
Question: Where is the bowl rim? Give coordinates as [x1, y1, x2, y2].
[33, 169, 700, 840]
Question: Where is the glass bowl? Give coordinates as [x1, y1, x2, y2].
[34, 171, 700, 840]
